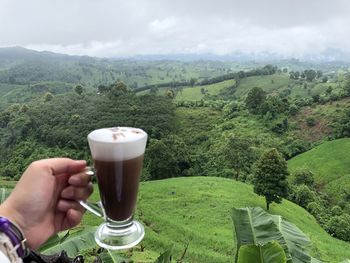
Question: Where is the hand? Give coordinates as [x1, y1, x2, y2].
[0, 158, 93, 249]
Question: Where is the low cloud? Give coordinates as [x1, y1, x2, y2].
[1, 0, 350, 58]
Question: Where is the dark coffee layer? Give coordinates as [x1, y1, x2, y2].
[94, 155, 144, 221]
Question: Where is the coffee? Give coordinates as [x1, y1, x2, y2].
[94, 155, 144, 221]
[88, 127, 147, 221]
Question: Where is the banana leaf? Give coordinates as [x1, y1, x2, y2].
[39, 227, 97, 257]
[237, 241, 287, 263]
[98, 249, 132, 263]
[154, 245, 173, 263]
[271, 215, 312, 263]
[339, 260, 350, 263]
[232, 207, 317, 263]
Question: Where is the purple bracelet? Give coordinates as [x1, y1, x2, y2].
[0, 217, 28, 258]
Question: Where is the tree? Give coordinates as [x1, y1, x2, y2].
[245, 87, 266, 114]
[304, 69, 317, 82]
[190, 77, 197, 87]
[97, 84, 110, 94]
[44, 92, 53, 102]
[110, 80, 129, 96]
[343, 74, 350, 96]
[326, 85, 332, 94]
[253, 148, 289, 210]
[166, 89, 175, 98]
[145, 136, 190, 180]
[74, 85, 84, 95]
[224, 136, 256, 179]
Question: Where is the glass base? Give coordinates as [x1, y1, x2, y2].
[94, 220, 145, 250]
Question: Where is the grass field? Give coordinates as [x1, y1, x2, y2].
[234, 73, 293, 97]
[137, 79, 236, 100]
[288, 138, 350, 200]
[82, 177, 350, 262]
[174, 79, 236, 101]
[233, 73, 341, 100]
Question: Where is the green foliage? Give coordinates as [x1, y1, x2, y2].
[153, 246, 173, 263]
[343, 74, 350, 96]
[44, 92, 54, 102]
[262, 96, 290, 118]
[289, 184, 316, 208]
[304, 70, 317, 82]
[231, 207, 318, 263]
[271, 118, 289, 134]
[253, 148, 289, 210]
[292, 169, 315, 187]
[39, 228, 97, 257]
[245, 87, 267, 114]
[326, 213, 350, 241]
[237, 241, 287, 263]
[0, 92, 176, 177]
[98, 250, 132, 263]
[145, 135, 190, 180]
[288, 138, 350, 201]
[174, 79, 235, 102]
[74, 84, 84, 95]
[224, 136, 257, 179]
[0, 187, 11, 203]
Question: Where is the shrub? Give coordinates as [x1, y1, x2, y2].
[292, 169, 315, 187]
[306, 117, 316, 127]
[289, 184, 316, 208]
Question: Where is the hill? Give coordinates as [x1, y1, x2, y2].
[82, 177, 350, 262]
[233, 73, 341, 100]
[288, 138, 350, 200]
[174, 79, 236, 102]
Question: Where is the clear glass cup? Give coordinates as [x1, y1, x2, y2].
[80, 127, 147, 250]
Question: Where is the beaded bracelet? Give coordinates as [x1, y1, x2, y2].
[0, 217, 29, 258]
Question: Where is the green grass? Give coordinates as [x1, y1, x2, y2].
[82, 177, 350, 262]
[175, 79, 236, 102]
[137, 79, 236, 101]
[234, 74, 293, 97]
[288, 138, 350, 200]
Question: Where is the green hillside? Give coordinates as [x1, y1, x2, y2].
[234, 73, 341, 99]
[82, 177, 350, 262]
[175, 79, 236, 101]
[288, 138, 350, 200]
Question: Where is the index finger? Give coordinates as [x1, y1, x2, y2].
[35, 158, 87, 176]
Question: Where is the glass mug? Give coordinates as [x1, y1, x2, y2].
[80, 127, 147, 250]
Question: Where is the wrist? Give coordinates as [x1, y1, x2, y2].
[0, 204, 25, 235]
[0, 215, 29, 258]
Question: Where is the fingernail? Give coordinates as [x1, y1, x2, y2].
[62, 188, 74, 198]
[69, 176, 80, 184]
[85, 166, 94, 176]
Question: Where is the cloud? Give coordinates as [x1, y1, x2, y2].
[1, 0, 350, 57]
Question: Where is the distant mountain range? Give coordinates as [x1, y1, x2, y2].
[1, 46, 350, 64]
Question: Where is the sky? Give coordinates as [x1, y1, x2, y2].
[1, 0, 350, 58]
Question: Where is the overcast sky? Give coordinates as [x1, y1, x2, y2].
[1, 0, 350, 58]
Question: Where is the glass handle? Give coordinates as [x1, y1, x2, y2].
[79, 167, 103, 217]
[79, 200, 103, 217]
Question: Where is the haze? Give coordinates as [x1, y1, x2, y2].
[1, 0, 350, 58]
